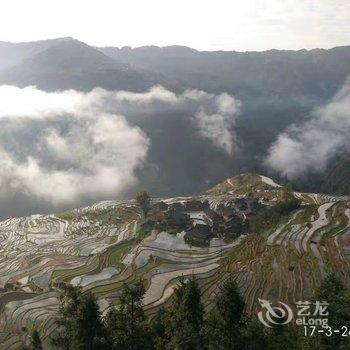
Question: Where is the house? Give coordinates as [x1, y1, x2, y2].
[217, 203, 237, 220]
[233, 198, 248, 211]
[168, 202, 185, 212]
[165, 208, 190, 229]
[223, 214, 245, 236]
[184, 200, 209, 212]
[184, 224, 212, 247]
[153, 201, 169, 211]
[204, 208, 221, 223]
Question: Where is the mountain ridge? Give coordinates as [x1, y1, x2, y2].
[1, 37, 350, 99]
[2, 36, 349, 53]
[0, 38, 349, 215]
[0, 38, 167, 91]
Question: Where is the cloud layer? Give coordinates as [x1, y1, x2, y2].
[194, 93, 241, 155]
[265, 80, 350, 178]
[0, 87, 150, 205]
[0, 85, 240, 208]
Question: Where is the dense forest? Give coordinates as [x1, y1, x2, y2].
[24, 273, 350, 350]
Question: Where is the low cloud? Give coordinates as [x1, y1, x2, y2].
[0, 86, 152, 206]
[265, 80, 350, 178]
[0, 116, 149, 206]
[194, 93, 241, 155]
[0, 85, 240, 210]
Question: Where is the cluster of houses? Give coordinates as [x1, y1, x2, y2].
[152, 197, 261, 247]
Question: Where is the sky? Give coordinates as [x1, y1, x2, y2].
[0, 0, 349, 51]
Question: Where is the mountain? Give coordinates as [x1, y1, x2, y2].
[0, 37, 72, 70]
[323, 158, 350, 195]
[99, 44, 350, 197]
[2, 38, 350, 102]
[100, 45, 350, 104]
[0, 39, 165, 91]
[0, 38, 349, 205]
[0, 173, 349, 348]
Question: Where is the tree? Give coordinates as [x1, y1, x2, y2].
[151, 307, 168, 350]
[105, 281, 151, 350]
[316, 272, 345, 303]
[167, 277, 205, 350]
[206, 278, 246, 349]
[311, 273, 350, 350]
[267, 321, 302, 350]
[281, 183, 295, 202]
[136, 189, 151, 218]
[51, 285, 106, 350]
[242, 320, 269, 350]
[30, 329, 43, 350]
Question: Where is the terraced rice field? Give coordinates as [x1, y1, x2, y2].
[0, 174, 350, 349]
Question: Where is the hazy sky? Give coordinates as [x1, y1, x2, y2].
[0, 0, 349, 51]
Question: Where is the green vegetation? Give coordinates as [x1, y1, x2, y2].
[250, 195, 301, 233]
[154, 220, 182, 235]
[56, 210, 78, 221]
[324, 159, 350, 195]
[166, 277, 205, 349]
[310, 273, 350, 349]
[22, 272, 350, 350]
[136, 189, 151, 218]
[105, 281, 151, 350]
[206, 278, 246, 349]
[30, 329, 43, 350]
[4, 281, 22, 291]
[51, 285, 106, 349]
[22, 329, 43, 350]
[3, 174, 350, 349]
[135, 219, 155, 242]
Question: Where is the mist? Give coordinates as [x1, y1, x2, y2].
[265, 79, 350, 179]
[0, 85, 241, 218]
